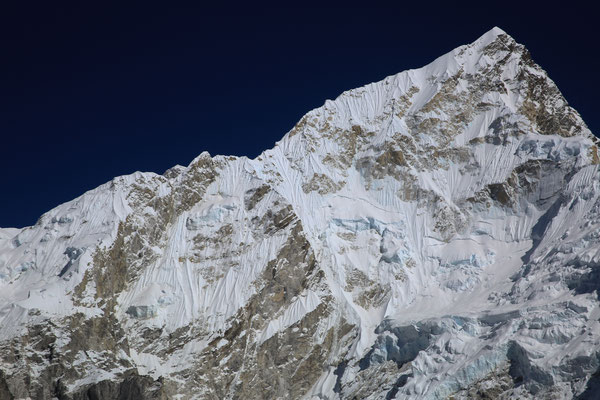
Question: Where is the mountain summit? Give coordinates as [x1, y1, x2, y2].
[2, 27, 600, 399]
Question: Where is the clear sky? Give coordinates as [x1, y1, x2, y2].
[1, 2, 598, 228]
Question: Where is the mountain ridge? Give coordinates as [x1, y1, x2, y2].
[2, 27, 600, 399]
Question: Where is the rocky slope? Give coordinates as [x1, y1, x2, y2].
[2, 27, 600, 399]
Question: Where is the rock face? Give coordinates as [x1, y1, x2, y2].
[1, 27, 600, 399]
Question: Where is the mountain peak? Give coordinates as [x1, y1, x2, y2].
[481, 25, 510, 42]
[2, 29, 600, 399]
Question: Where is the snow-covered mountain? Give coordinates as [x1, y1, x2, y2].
[2, 27, 600, 399]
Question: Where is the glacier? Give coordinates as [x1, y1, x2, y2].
[1, 27, 600, 399]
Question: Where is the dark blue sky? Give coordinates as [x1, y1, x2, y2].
[1, 2, 598, 228]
